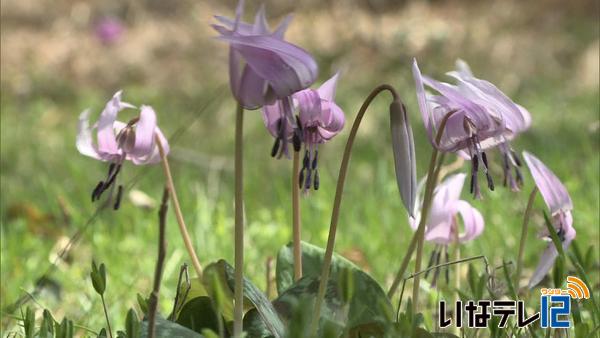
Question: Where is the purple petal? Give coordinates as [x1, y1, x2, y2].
[454, 199, 484, 242]
[523, 151, 573, 214]
[428, 173, 466, 227]
[262, 100, 294, 139]
[411, 59, 434, 140]
[317, 100, 345, 139]
[96, 91, 134, 156]
[272, 15, 292, 39]
[130, 126, 168, 165]
[252, 4, 270, 35]
[129, 105, 157, 157]
[528, 221, 575, 288]
[220, 34, 318, 98]
[236, 64, 270, 110]
[317, 72, 340, 102]
[76, 109, 101, 160]
[296, 89, 322, 126]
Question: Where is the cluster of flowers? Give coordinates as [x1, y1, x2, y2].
[77, 0, 575, 324]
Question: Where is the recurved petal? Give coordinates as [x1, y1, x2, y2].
[130, 105, 157, 157]
[131, 126, 168, 165]
[252, 4, 270, 35]
[76, 109, 101, 159]
[221, 34, 318, 98]
[390, 100, 417, 217]
[262, 100, 294, 139]
[428, 173, 466, 227]
[523, 151, 573, 214]
[272, 15, 292, 39]
[97, 91, 134, 156]
[296, 89, 322, 125]
[317, 100, 345, 140]
[411, 59, 434, 139]
[454, 199, 484, 243]
[317, 72, 340, 102]
[528, 229, 574, 288]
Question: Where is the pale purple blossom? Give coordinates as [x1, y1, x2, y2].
[77, 91, 169, 208]
[263, 73, 346, 190]
[452, 60, 532, 191]
[409, 173, 484, 285]
[523, 151, 575, 288]
[412, 59, 530, 198]
[212, 0, 318, 110]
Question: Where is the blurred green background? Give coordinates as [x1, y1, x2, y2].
[1, 0, 598, 333]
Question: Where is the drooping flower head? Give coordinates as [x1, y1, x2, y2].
[523, 151, 575, 288]
[451, 60, 532, 191]
[263, 73, 346, 191]
[409, 173, 484, 285]
[212, 0, 318, 110]
[412, 59, 530, 198]
[77, 91, 169, 209]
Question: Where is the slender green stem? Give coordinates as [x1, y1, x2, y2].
[309, 84, 399, 337]
[292, 150, 302, 281]
[156, 135, 203, 278]
[233, 104, 244, 337]
[387, 111, 457, 300]
[100, 295, 113, 338]
[515, 187, 538, 288]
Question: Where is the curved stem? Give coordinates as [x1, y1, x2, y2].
[233, 104, 244, 337]
[387, 110, 457, 300]
[309, 84, 398, 336]
[156, 135, 203, 278]
[292, 150, 302, 281]
[515, 187, 538, 289]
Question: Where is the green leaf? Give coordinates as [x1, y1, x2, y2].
[176, 296, 221, 334]
[141, 317, 204, 338]
[542, 211, 565, 258]
[243, 309, 274, 338]
[216, 259, 285, 338]
[137, 293, 149, 315]
[98, 328, 108, 338]
[275, 242, 393, 336]
[126, 309, 141, 338]
[23, 307, 35, 338]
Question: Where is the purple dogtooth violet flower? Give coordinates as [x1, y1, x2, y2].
[451, 60, 532, 192]
[412, 58, 530, 198]
[409, 173, 484, 286]
[76, 91, 170, 209]
[523, 151, 575, 288]
[263, 73, 346, 191]
[212, 0, 318, 110]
